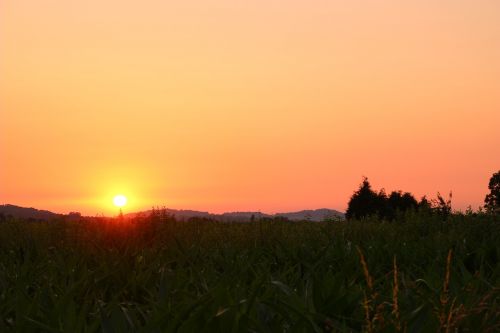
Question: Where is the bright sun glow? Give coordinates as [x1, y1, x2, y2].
[113, 195, 127, 207]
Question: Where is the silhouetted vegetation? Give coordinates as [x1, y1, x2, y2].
[345, 177, 460, 221]
[346, 177, 426, 220]
[431, 191, 453, 218]
[345, 178, 384, 220]
[485, 170, 500, 214]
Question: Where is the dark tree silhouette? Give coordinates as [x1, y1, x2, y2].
[484, 170, 500, 214]
[386, 191, 418, 219]
[347, 178, 420, 220]
[346, 177, 386, 220]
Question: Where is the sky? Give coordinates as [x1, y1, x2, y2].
[1, 0, 499, 215]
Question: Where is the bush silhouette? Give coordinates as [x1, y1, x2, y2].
[432, 192, 453, 218]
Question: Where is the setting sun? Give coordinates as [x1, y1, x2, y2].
[113, 195, 127, 208]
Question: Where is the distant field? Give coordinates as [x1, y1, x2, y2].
[0, 214, 499, 332]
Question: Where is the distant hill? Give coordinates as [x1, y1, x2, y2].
[128, 208, 344, 222]
[0, 204, 61, 220]
[220, 211, 271, 221]
[277, 208, 344, 221]
[0, 204, 344, 222]
[132, 208, 212, 220]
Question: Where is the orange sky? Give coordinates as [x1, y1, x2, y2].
[1, 0, 499, 215]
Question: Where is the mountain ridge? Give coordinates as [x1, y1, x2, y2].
[0, 204, 62, 220]
[129, 207, 345, 221]
[0, 204, 345, 221]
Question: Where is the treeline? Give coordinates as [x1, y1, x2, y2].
[345, 177, 449, 220]
[346, 170, 499, 220]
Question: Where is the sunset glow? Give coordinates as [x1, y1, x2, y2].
[113, 195, 127, 208]
[1, 0, 499, 215]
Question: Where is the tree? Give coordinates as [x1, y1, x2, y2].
[346, 178, 420, 220]
[346, 177, 386, 220]
[386, 191, 418, 219]
[484, 170, 500, 214]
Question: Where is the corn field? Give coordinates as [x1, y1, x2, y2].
[0, 213, 499, 332]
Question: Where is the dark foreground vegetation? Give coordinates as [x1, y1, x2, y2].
[0, 212, 499, 332]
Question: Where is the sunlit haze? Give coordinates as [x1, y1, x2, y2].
[1, 0, 499, 215]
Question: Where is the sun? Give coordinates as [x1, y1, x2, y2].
[113, 194, 127, 207]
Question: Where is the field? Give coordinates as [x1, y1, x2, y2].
[0, 213, 499, 332]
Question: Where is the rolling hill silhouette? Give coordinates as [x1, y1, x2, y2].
[0, 204, 344, 221]
[128, 208, 344, 221]
[0, 204, 61, 220]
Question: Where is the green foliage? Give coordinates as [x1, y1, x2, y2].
[0, 214, 499, 332]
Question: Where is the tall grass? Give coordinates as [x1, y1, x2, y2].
[0, 213, 498, 332]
